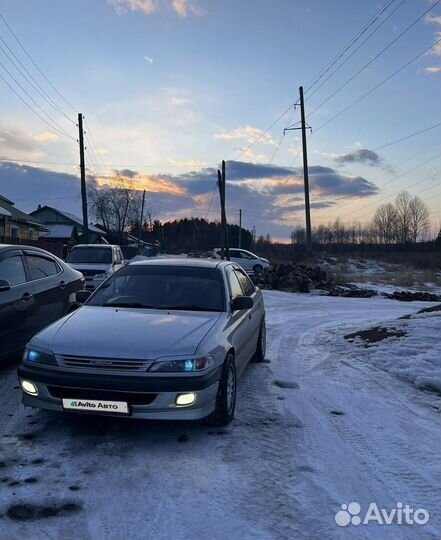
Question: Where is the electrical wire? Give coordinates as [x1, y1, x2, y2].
[306, 0, 407, 102]
[0, 12, 77, 113]
[307, 0, 441, 119]
[313, 37, 441, 134]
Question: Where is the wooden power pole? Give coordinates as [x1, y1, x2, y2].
[137, 189, 146, 253]
[217, 160, 230, 260]
[284, 87, 313, 252]
[299, 86, 312, 252]
[78, 113, 89, 244]
[238, 208, 242, 248]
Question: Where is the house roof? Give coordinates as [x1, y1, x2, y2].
[0, 195, 46, 229]
[31, 205, 105, 234]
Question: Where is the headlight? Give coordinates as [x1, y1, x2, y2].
[149, 356, 214, 372]
[23, 348, 57, 366]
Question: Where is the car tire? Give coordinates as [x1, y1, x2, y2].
[205, 353, 236, 426]
[253, 264, 263, 274]
[252, 319, 266, 362]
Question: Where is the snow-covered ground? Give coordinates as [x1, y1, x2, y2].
[0, 293, 440, 539]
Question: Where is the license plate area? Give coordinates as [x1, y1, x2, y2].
[62, 398, 129, 415]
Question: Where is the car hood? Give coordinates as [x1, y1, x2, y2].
[67, 263, 111, 272]
[30, 306, 221, 360]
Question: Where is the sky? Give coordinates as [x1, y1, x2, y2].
[0, 0, 440, 241]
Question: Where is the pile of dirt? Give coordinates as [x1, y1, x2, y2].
[252, 264, 332, 293]
[344, 326, 406, 346]
[327, 284, 378, 298]
[383, 291, 441, 302]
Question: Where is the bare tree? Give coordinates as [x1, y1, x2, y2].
[88, 175, 145, 243]
[373, 202, 398, 244]
[408, 195, 430, 242]
[394, 191, 413, 244]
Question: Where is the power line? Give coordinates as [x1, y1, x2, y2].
[372, 122, 441, 152]
[0, 37, 75, 125]
[0, 12, 77, 113]
[0, 157, 215, 168]
[0, 57, 75, 140]
[204, 182, 218, 220]
[306, 0, 407, 102]
[316, 150, 441, 220]
[313, 36, 441, 134]
[230, 104, 295, 161]
[304, 0, 399, 95]
[0, 70, 75, 140]
[307, 0, 441, 119]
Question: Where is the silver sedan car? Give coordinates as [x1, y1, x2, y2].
[18, 259, 266, 426]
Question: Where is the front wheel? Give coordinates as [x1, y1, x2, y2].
[205, 353, 236, 426]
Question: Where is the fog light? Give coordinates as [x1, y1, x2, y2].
[21, 380, 38, 396]
[175, 393, 196, 406]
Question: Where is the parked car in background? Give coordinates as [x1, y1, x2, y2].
[65, 244, 124, 290]
[0, 244, 84, 361]
[18, 259, 266, 426]
[211, 248, 270, 274]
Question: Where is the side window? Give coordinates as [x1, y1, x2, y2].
[229, 250, 241, 258]
[0, 255, 26, 286]
[226, 267, 244, 298]
[115, 249, 122, 263]
[240, 251, 254, 260]
[234, 268, 255, 296]
[25, 255, 59, 280]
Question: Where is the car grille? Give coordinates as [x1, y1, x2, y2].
[47, 386, 157, 405]
[57, 355, 153, 372]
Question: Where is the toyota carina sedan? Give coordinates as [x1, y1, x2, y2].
[18, 259, 266, 426]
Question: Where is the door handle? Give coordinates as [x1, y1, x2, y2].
[22, 292, 33, 302]
[59, 281, 66, 290]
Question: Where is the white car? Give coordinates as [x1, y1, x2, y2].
[212, 248, 270, 274]
[66, 244, 125, 290]
[18, 259, 266, 426]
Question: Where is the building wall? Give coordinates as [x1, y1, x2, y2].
[5, 221, 39, 241]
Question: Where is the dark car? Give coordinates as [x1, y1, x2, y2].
[0, 244, 85, 361]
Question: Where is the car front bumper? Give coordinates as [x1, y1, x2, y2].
[18, 363, 221, 421]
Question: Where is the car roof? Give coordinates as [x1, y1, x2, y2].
[0, 243, 58, 256]
[72, 244, 117, 248]
[130, 257, 235, 269]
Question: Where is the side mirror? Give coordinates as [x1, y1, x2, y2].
[231, 295, 254, 311]
[76, 289, 92, 303]
[0, 279, 11, 292]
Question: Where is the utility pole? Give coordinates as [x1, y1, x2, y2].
[284, 86, 313, 252]
[299, 86, 312, 252]
[137, 189, 146, 254]
[78, 113, 88, 243]
[217, 161, 230, 260]
[217, 169, 225, 260]
[238, 208, 242, 248]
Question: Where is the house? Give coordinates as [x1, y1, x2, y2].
[30, 205, 107, 244]
[0, 194, 46, 242]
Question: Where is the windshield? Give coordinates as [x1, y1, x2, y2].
[87, 265, 225, 312]
[66, 247, 112, 264]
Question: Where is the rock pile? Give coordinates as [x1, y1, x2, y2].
[383, 291, 441, 302]
[251, 263, 332, 293]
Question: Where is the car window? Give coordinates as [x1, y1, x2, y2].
[0, 255, 26, 286]
[25, 255, 59, 280]
[226, 267, 244, 298]
[88, 265, 225, 312]
[240, 251, 255, 260]
[234, 268, 255, 296]
[66, 247, 112, 264]
[229, 250, 242, 258]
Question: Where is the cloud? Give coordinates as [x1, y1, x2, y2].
[108, 0, 203, 17]
[423, 66, 441, 73]
[425, 13, 441, 57]
[32, 131, 59, 142]
[214, 126, 276, 146]
[109, 0, 158, 15]
[334, 149, 382, 167]
[0, 127, 38, 154]
[143, 55, 154, 64]
[171, 0, 203, 17]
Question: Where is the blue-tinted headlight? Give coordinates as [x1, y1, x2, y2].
[24, 348, 57, 366]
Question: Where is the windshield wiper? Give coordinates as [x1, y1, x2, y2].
[157, 305, 221, 312]
[102, 302, 157, 309]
